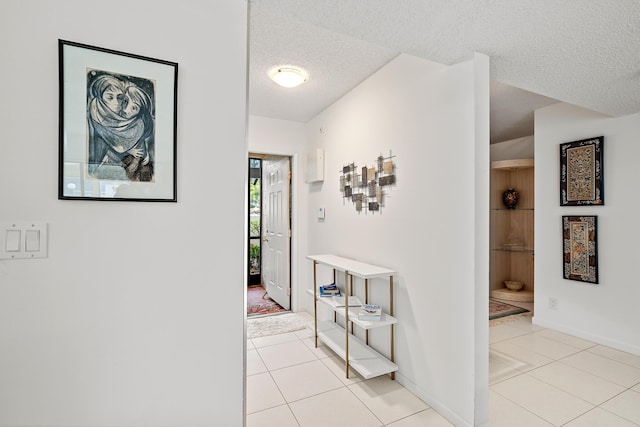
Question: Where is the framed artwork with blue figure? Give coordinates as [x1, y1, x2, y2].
[59, 40, 178, 201]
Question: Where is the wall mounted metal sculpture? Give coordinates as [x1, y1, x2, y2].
[340, 151, 396, 214]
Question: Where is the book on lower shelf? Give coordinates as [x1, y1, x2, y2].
[358, 304, 382, 321]
[319, 283, 341, 297]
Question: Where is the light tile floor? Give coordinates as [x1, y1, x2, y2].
[247, 314, 640, 426]
[490, 315, 640, 427]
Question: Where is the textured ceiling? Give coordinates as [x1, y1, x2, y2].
[249, 0, 640, 143]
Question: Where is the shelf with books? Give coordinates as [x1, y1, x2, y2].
[307, 254, 397, 380]
[358, 304, 382, 321]
[306, 289, 397, 330]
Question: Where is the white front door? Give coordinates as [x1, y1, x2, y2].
[262, 157, 291, 310]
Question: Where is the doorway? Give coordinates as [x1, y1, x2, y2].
[247, 154, 292, 317]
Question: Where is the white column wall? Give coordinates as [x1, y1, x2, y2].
[534, 102, 640, 355]
[0, 1, 248, 425]
[473, 53, 490, 427]
[304, 53, 490, 427]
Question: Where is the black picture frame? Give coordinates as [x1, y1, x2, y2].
[59, 40, 178, 201]
[562, 215, 599, 284]
[560, 136, 604, 206]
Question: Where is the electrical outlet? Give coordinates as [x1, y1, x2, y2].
[549, 297, 558, 310]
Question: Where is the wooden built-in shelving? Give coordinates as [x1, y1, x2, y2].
[490, 159, 534, 303]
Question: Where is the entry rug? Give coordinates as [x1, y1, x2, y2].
[247, 312, 313, 339]
[247, 285, 287, 317]
[489, 298, 529, 320]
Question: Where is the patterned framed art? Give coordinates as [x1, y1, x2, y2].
[560, 136, 604, 206]
[59, 40, 178, 202]
[562, 215, 598, 284]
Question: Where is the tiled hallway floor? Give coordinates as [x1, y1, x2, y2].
[489, 315, 640, 426]
[247, 314, 640, 426]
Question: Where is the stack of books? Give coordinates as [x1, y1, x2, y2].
[319, 282, 340, 297]
[358, 304, 382, 321]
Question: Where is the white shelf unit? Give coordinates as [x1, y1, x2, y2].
[307, 254, 398, 379]
[306, 290, 398, 329]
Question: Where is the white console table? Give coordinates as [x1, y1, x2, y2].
[307, 254, 398, 379]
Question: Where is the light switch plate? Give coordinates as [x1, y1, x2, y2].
[318, 207, 325, 220]
[25, 230, 41, 252]
[5, 230, 21, 252]
[0, 222, 48, 259]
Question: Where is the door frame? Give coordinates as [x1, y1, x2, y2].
[247, 152, 294, 311]
[248, 157, 262, 286]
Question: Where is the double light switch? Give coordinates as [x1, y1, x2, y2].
[0, 222, 48, 259]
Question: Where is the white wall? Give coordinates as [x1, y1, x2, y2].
[490, 135, 534, 161]
[248, 116, 309, 311]
[304, 54, 490, 427]
[534, 102, 640, 356]
[473, 53, 490, 427]
[0, 1, 248, 426]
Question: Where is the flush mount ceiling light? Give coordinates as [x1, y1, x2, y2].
[269, 66, 308, 88]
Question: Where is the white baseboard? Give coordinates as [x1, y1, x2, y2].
[394, 371, 474, 427]
[533, 315, 640, 356]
